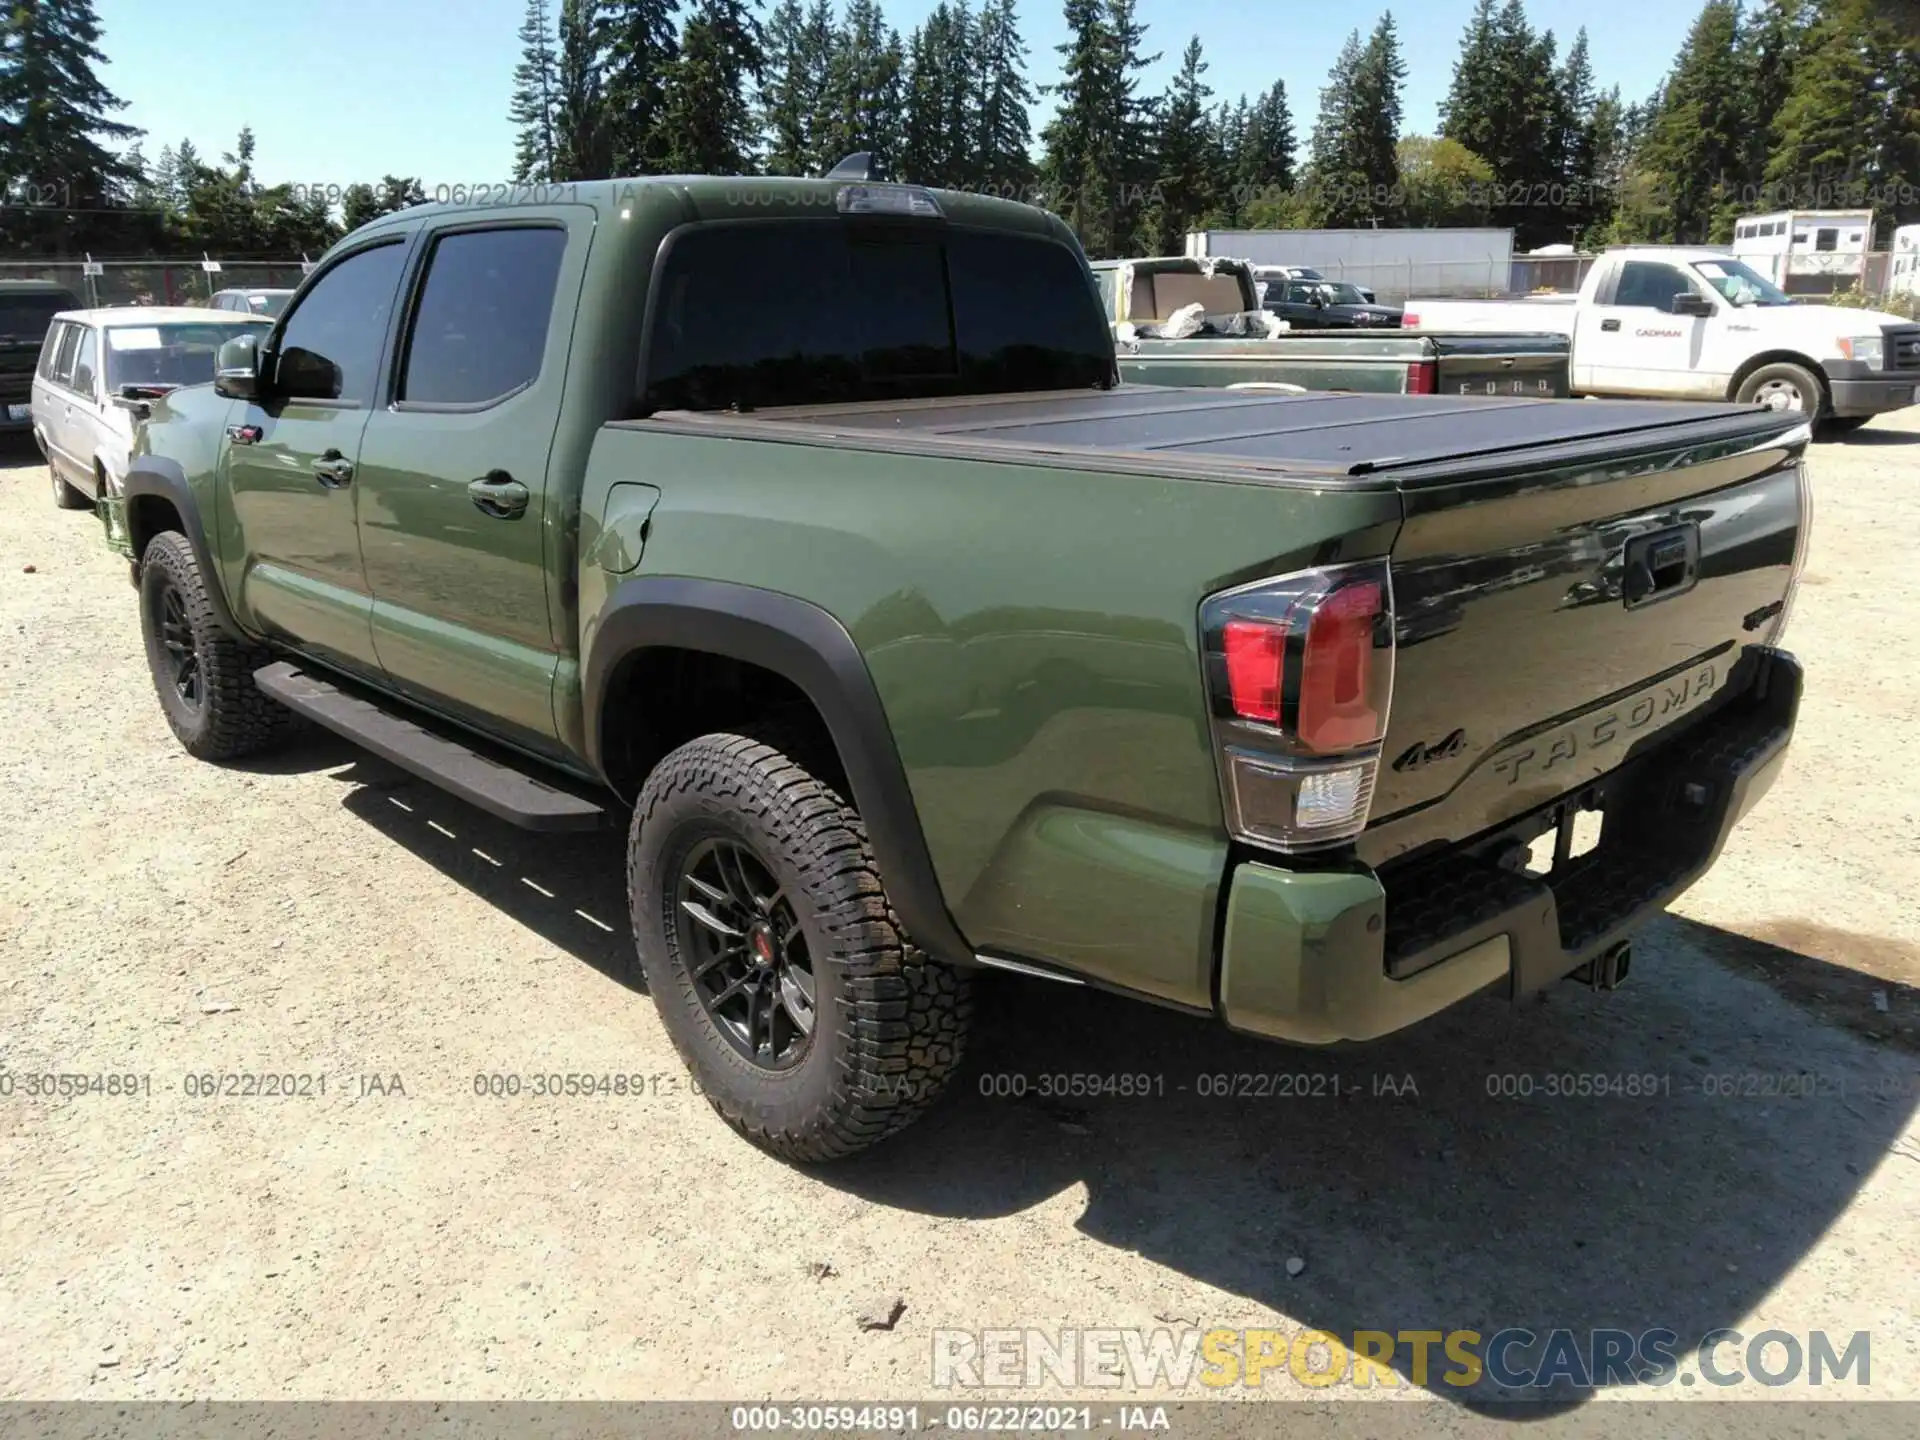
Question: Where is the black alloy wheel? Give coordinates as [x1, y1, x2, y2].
[153, 577, 203, 711]
[674, 835, 817, 1069]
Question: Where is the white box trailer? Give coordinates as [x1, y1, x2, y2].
[1730, 209, 1873, 294]
[1182, 228, 1515, 302]
[1889, 223, 1920, 298]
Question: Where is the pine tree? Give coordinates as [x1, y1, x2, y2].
[1585, 84, 1626, 237]
[899, 2, 975, 187]
[1638, 0, 1747, 241]
[976, 0, 1035, 196]
[602, 0, 680, 174]
[150, 144, 179, 215]
[1438, 0, 1503, 168]
[1555, 29, 1598, 238]
[1735, 0, 1808, 209]
[1766, 0, 1913, 217]
[1306, 29, 1366, 224]
[658, 0, 764, 174]
[0, 0, 142, 251]
[1246, 81, 1296, 197]
[1306, 15, 1403, 227]
[1350, 12, 1406, 223]
[760, 0, 815, 174]
[509, 0, 561, 182]
[553, 0, 611, 180]
[822, 0, 905, 173]
[1440, 0, 1565, 245]
[1147, 36, 1214, 253]
[1206, 97, 1244, 224]
[1874, 8, 1920, 228]
[937, 3, 978, 190]
[795, 0, 839, 171]
[342, 183, 382, 231]
[1039, 0, 1157, 256]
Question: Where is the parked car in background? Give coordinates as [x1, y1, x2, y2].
[208, 287, 294, 318]
[32, 307, 273, 512]
[1264, 277, 1405, 329]
[1253, 264, 1379, 306]
[2, 279, 85, 432]
[1404, 247, 1920, 431]
[1094, 255, 1568, 397]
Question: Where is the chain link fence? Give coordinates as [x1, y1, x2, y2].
[0, 258, 312, 308]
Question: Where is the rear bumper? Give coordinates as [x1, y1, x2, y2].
[1217, 648, 1801, 1045]
[1820, 366, 1920, 417]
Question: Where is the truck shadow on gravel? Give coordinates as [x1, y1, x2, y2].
[307, 753, 643, 996]
[830, 923, 1919, 1412]
[302, 748, 1916, 1412]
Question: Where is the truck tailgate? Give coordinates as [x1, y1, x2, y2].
[1359, 404, 1808, 869]
[1425, 333, 1572, 398]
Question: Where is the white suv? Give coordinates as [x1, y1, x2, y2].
[33, 307, 273, 513]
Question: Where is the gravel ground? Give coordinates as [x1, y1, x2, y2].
[1, 418, 1917, 1410]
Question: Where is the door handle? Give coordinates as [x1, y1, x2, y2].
[311, 450, 354, 488]
[1600, 318, 1621, 332]
[468, 470, 530, 519]
[226, 423, 262, 445]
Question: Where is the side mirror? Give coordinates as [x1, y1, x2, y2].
[1670, 291, 1714, 317]
[214, 334, 263, 400]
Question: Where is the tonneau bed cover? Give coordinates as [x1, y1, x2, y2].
[644, 386, 1805, 482]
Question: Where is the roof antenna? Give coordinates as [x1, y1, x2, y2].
[825, 151, 884, 182]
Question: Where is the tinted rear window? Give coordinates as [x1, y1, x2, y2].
[0, 293, 74, 338]
[640, 222, 1114, 412]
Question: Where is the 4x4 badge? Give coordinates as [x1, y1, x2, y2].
[1392, 728, 1466, 773]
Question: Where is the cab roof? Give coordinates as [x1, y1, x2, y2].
[346, 174, 1075, 247]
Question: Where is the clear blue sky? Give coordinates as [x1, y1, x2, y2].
[94, 0, 1694, 187]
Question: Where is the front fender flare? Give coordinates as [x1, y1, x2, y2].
[583, 576, 973, 969]
[121, 457, 244, 641]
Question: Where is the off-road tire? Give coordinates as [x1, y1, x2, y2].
[138, 530, 298, 761]
[50, 464, 91, 510]
[1734, 361, 1825, 417]
[628, 731, 971, 1162]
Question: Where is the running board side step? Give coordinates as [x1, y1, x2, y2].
[253, 661, 609, 832]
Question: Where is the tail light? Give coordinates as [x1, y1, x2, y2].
[1402, 310, 1421, 328]
[1200, 561, 1396, 851]
[1768, 453, 1814, 646]
[1405, 359, 1436, 394]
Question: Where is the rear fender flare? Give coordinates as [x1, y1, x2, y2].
[121, 457, 245, 640]
[583, 576, 973, 969]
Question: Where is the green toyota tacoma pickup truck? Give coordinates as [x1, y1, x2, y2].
[118, 175, 1809, 1161]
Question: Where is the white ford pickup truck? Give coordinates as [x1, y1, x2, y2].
[1404, 246, 1920, 432]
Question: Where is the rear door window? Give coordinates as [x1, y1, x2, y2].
[641, 221, 1114, 412]
[1, 292, 72, 342]
[50, 322, 82, 384]
[70, 327, 98, 396]
[37, 321, 68, 379]
[399, 227, 567, 405]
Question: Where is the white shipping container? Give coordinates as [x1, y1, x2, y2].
[1183, 228, 1516, 300]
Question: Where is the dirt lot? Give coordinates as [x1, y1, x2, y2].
[2, 418, 1918, 1411]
